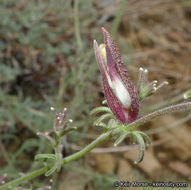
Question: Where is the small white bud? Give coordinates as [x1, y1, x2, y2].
[45, 132, 49, 136]
[50, 107, 55, 111]
[184, 94, 188, 99]
[69, 119, 73, 123]
[102, 100, 107, 105]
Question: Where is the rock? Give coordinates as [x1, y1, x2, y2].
[136, 30, 154, 47]
[58, 170, 85, 190]
[166, 31, 184, 43]
[117, 159, 133, 180]
[140, 11, 164, 23]
[123, 148, 161, 180]
[94, 153, 116, 174]
[155, 115, 191, 161]
[168, 161, 191, 178]
[117, 158, 143, 190]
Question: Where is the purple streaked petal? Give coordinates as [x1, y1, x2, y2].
[102, 74, 128, 122]
[102, 27, 139, 122]
[94, 40, 129, 122]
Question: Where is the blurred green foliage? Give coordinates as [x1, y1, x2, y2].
[0, 0, 115, 189]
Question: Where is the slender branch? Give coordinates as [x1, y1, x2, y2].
[0, 130, 118, 189]
[0, 140, 9, 163]
[126, 101, 191, 130]
[74, 0, 83, 50]
[145, 112, 191, 135]
[0, 166, 51, 190]
[69, 138, 170, 153]
[111, 0, 127, 38]
[1, 101, 191, 189]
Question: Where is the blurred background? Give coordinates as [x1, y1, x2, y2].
[0, 0, 191, 189]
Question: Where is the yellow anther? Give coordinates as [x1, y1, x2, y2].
[99, 44, 107, 61]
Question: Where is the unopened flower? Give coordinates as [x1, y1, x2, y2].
[94, 27, 139, 123]
[137, 67, 168, 101]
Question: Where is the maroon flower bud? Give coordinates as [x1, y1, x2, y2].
[94, 27, 139, 123]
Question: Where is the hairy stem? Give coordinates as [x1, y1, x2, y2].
[0, 130, 118, 189]
[1, 101, 191, 189]
[127, 102, 191, 130]
[0, 166, 51, 190]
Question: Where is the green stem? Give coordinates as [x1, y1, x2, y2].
[0, 130, 118, 189]
[1, 101, 191, 189]
[127, 102, 191, 131]
[62, 129, 117, 164]
[111, 0, 127, 38]
[74, 0, 83, 50]
[0, 166, 51, 190]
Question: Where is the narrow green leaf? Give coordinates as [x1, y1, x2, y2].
[93, 113, 113, 126]
[90, 106, 111, 116]
[114, 131, 131, 147]
[107, 119, 117, 129]
[45, 165, 57, 176]
[137, 131, 151, 146]
[132, 132, 145, 164]
[35, 154, 56, 161]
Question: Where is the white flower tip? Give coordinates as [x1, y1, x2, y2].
[164, 81, 168, 85]
[153, 80, 158, 83]
[153, 87, 157, 92]
[102, 100, 107, 104]
[139, 67, 144, 71]
[45, 132, 49, 136]
[183, 94, 188, 99]
[144, 69, 148, 73]
[63, 107, 67, 111]
[36, 132, 40, 135]
[50, 107, 55, 111]
[93, 40, 98, 46]
[69, 119, 73, 123]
